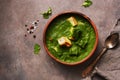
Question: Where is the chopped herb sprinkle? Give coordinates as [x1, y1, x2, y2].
[34, 43, 41, 54]
[42, 7, 52, 19]
[82, 0, 93, 7]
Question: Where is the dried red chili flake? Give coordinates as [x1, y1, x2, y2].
[30, 26, 34, 29]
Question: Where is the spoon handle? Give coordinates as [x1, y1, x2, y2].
[82, 47, 107, 78]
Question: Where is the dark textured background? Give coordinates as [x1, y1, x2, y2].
[0, 0, 120, 80]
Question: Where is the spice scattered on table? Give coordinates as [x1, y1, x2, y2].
[24, 20, 40, 38]
[24, 34, 27, 37]
[25, 24, 28, 27]
[24, 7, 52, 55]
[34, 43, 41, 54]
[33, 35, 36, 39]
[82, 0, 93, 7]
[28, 20, 39, 34]
[27, 28, 29, 31]
[41, 7, 52, 19]
[30, 26, 34, 29]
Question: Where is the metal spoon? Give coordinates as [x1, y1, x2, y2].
[82, 32, 119, 78]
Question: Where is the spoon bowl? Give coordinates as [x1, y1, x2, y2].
[105, 33, 119, 49]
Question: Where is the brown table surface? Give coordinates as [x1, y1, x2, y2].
[0, 0, 120, 80]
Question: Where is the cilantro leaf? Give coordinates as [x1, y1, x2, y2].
[42, 7, 52, 19]
[34, 43, 41, 54]
[82, 0, 93, 7]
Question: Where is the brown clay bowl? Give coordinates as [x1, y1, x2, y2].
[43, 11, 98, 66]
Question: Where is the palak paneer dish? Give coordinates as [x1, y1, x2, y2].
[45, 14, 96, 63]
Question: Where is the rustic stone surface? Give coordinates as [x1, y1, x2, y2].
[0, 0, 119, 80]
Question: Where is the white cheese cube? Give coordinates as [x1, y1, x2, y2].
[67, 17, 78, 26]
[58, 37, 66, 45]
[58, 37, 72, 47]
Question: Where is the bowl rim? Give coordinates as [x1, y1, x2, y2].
[43, 11, 98, 66]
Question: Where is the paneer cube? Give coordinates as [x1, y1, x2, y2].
[67, 17, 78, 26]
[58, 37, 72, 47]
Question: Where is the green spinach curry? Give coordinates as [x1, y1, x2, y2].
[45, 14, 96, 63]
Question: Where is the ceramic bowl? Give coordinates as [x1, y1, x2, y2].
[43, 11, 98, 65]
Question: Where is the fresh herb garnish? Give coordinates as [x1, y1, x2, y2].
[34, 43, 41, 54]
[82, 0, 93, 7]
[42, 7, 52, 19]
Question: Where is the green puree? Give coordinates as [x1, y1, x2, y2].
[45, 15, 96, 63]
